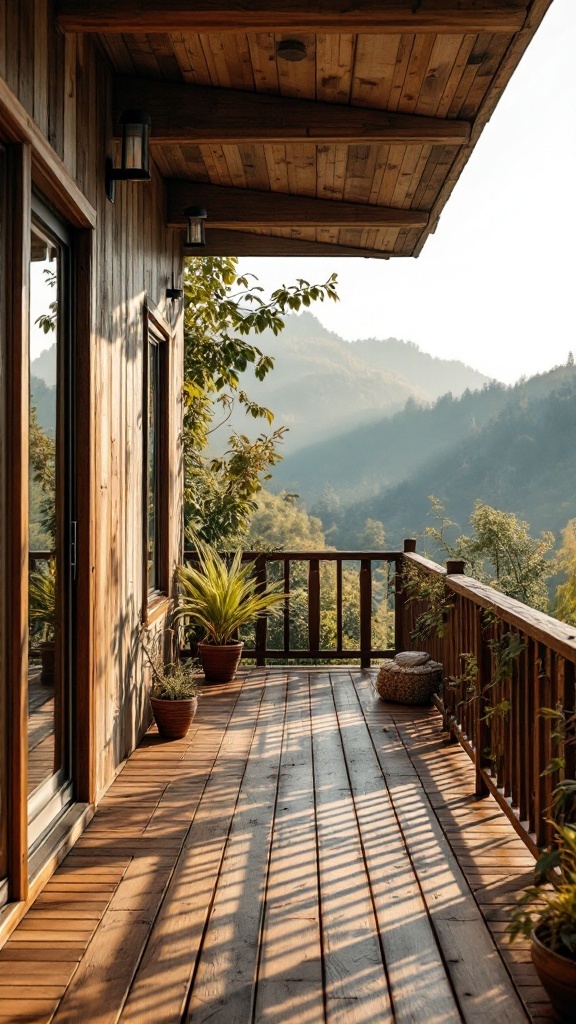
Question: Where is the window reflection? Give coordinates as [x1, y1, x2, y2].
[28, 224, 61, 806]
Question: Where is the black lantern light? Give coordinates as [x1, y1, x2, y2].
[106, 109, 152, 203]
[183, 206, 208, 250]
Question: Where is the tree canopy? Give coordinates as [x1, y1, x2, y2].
[182, 256, 338, 546]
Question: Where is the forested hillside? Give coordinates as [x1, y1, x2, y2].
[311, 364, 576, 553]
[224, 312, 489, 452]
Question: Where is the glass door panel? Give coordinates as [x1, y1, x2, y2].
[0, 145, 7, 898]
[27, 203, 73, 848]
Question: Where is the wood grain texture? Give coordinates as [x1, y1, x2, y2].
[1, 669, 550, 1021]
[166, 179, 429, 228]
[56, 2, 528, 35]
[113, 76, 471, 146]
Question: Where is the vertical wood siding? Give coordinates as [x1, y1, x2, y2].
[1, 1, 184, 797]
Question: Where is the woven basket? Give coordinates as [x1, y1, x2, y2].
[376, 653, 443, 705]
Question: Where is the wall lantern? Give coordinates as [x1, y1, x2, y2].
[106, 109, 152, 203]
[183, 206, 208, 250]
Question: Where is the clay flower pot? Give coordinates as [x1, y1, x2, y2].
[531, 927, 576, 1022]
[197, 640, 244, 683]
[150, 696, 198, 740]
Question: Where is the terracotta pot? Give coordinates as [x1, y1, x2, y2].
[198, 641, 244, 683]
[531, 927, 576, 1021]
[150, 696, 198, 740]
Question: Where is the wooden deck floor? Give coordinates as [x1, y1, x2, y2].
[0, 669, 558, 1023]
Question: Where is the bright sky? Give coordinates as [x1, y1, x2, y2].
[239, 0, 576, 386]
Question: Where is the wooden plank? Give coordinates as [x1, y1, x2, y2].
[0, 77, 95, 228]
[166, 180, 429, 229]
[253, 672, 323, 1022]
[311, 673, 393, 1023]
[333, 672, 460, 1023]
[57, 2, 528, 35]
[184, 674, 289, 1023]
[6, 144, 31, 903]
[113, 76, 471, 146]
[353, 676, 531, 1023]
[121, 676, 268, 1022]
[195, 229, 393, 257]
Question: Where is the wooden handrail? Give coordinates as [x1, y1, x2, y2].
[397, 549, 576, 853]
[182, 548, 399, 666]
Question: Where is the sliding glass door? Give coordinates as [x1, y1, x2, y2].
[0, 146, 7, 903]
[27, 196, 75, 850]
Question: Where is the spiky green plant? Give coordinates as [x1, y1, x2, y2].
[174, 542, 286, 645]
[29, 559, 56, 644]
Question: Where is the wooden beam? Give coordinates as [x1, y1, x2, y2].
[57, 2, 527, 35]
[114, 77, 470, 147]
[184, 229, 395, 258]
[166, 181, 429, 230]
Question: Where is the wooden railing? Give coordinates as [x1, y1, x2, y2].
[183, 549, 399, 668]
[396, 541, 576, 852]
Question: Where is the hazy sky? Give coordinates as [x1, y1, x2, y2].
[238, 0, 575, 386]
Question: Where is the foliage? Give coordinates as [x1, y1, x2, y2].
[454, 502, 555, 612]
[174, 540, 286, 646]
[509, 819, 576, 959]
[554, 519, 576, 626]
[242, 490, 326, 552]
[401, 559, 453, 641]
[29, 559, 56, 644]
[448, 613, 524, 725]
[29, 404, 56, 544]
[182, 257, 338, 547]
[140, 628, 201, 700]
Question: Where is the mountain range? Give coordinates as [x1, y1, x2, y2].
[286, 362, 576, 552]
[226, 312, 490, 453]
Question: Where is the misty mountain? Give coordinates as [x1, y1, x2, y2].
[226, 312, 490, 453]
[309, 364, 576, 552]
[30, 342, 57, 387]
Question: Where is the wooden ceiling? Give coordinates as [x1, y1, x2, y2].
[56, 1, 554, 258]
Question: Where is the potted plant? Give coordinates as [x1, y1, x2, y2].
[140, 628, 201, 740]
[174, 542, 286, 683]
[29, 559, 56, 684]
[508, 784, 576, 1021]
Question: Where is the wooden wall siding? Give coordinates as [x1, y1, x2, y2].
[0, 1, 184, 800]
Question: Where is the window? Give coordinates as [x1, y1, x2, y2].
[143, 309, 170, 611]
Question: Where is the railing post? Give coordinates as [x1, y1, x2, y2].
[308, 559, 320, 655]
[394, 539, 416, 655]
[473, 605, 490, 799]
[254, 555, 267, 667]
[359, 559, 372, 669]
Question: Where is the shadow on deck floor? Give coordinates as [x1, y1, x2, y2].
[0, 669, 558, 1023]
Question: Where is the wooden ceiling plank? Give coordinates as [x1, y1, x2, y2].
[385, 33, 415, 112]
[415, 35, 465, 117]
[317, 143, 348, 203]
[285, 143, 318, 198]
[248, 33, 280, 93]
[315, 34, 355, 104]
[350, 33, 399, 109]
[264, 144, 290, 192]
[237, 142, 272, 191]
[196, 229, 393, 257]
[112, 76, 471, 146]
[435, 33, 477, 118]
[171, 32, 211, 84]
[57, 3, 529, 36]
[398, 33, 436, 114]
[276, 32, 317, 100]
[165, 180, 429, 229]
